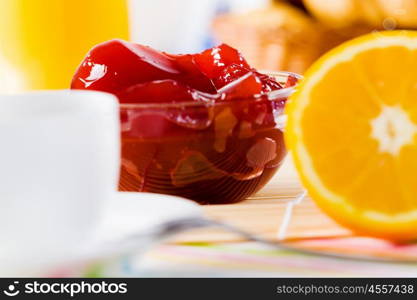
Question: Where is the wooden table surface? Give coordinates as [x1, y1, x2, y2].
[174, 157, 352, 243]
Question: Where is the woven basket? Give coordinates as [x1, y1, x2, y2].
[212, 2, 372, 74]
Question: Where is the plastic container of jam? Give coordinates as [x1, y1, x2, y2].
[118, 71, 300, 204]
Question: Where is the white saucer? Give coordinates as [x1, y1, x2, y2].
[96, 192, 202, 242]
[1, 192, 203, 277]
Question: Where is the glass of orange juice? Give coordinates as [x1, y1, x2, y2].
[0, 0, 129, 92]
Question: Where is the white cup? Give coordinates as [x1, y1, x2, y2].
[0, 90, 120, 269]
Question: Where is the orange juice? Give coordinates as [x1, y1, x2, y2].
[0, 0, 129, 91]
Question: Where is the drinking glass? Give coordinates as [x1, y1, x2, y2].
[0, 0, 129, 92]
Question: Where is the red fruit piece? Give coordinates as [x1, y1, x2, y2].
[254, 72, 283, 92]
[166, 53, 217, 93]
[71, 39, 180, 93]
[71, 39, 216, 95]
[213, 64, 251, 89]
[116, 79, 215, 104]
[218, 72, 263, 99]
[194, 44, 251, 80]
[193, 44, 284, 93]
[285, 75, 299, 88]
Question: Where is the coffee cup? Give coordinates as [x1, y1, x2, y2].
[0, 90, 120, 270]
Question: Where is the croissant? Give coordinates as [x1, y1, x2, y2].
[303, 0, 417, 29]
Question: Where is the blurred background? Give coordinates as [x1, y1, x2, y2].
[0, 0, 415, 92]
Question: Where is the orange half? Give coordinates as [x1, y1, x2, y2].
[286, 31, 417, 241]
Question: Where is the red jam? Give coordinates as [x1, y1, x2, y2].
[71, 40, 297, 204]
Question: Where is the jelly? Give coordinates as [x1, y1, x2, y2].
[71, 40, 298, 204]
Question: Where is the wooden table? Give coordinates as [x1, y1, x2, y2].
[174, 157, 352, 243]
